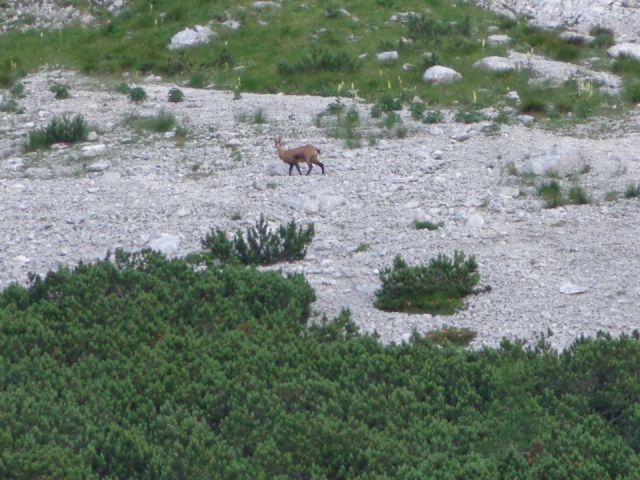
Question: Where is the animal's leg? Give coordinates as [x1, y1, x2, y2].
[295, 163, 302, 175]
[289, 163, 294, 175]
[306, 163, 313, 175]
[315, 160, 325, 174]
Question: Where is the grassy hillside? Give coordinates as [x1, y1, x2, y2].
[1, 0, 634, 120]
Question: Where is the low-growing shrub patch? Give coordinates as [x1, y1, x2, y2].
[414, 219, 443, 231]
[168, 86, 184, 102]
[2, 249, 640, 478]
[127, 85, 147, 102]
[537, 180, 565, 208]
[425, 326, 477, 347]
[201, 215, 315, 266]
[374, 251, 480, 314]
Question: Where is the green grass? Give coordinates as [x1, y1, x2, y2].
[0, 0, 633, 120]
[27, 114, 89, 151]
[125, 110, 176, 133]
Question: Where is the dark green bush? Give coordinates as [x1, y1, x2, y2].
[375, 252, 480, 314]
[414, 219, 443, 230]
[49, 82, 70, 99]
[167, 87, 184, 102]
[624, 183, 640, 198]
[277, 48, 358, 75]
[2, 251, 640, 478]
[27, 114, 89, 151]
[127, 85, 147, 102]
[201, 215, 315, 265]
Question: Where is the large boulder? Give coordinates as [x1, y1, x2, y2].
[169, 25, 216, 50]
[607, 43, 640, 61]
[525, 144, 587, 176]
[422, 65, 462, 85]
[473, 56, 516, 73]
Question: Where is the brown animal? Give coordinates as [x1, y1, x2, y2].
[275, 136, 324, 175]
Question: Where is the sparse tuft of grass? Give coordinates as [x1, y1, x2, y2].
[27, 114, 89, 151]
[604, 190, 618, 202]
[354, 243, 370, 253]
[537, 180, 565, 208]
[590, 26, 615, 48]
[49, 82, 70, 99]
[568, 184, 591, 205]
[624, 183, 640, 199]
[506, 161, 519, 176]
[125, 110, 176, 133]
[252, 108, 267, 124]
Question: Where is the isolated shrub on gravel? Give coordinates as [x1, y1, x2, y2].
[374, 251, 480, 314]
[168, 87, 184, 102]
[201, 215, 315, 265]
[27, 114, 89, 151]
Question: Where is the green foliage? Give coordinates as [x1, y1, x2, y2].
[27, 114, 89, 151]
[9, 80, 25, 97]
[277, 48, 359, 75]
[318, 102, 362, 148]
[0, 96, 20, 113]
[414, 219, 443, 231]
[0, 0, 625, 121]
[624, 183, 640, 199]
[127, 85, 147, 102]
[423, 109, 445, 123]
[623, 80, 640, 104]
[201, 215, 315, 266]
[425, 326, 477, 347]
[2, 251, 640, 478]
[125, 110, 176, 133]
[187, 71, 208, 88]
[590, 26, 615, 48]
[114, 81, 130, 94]
[167, 86, 185, 102]
[537, 180, 565, 208]
[409, 100, 425, 120]
[49, 82, 70, 99]
[568, 184, 591, 205]
[455, 109, 483, 123]
[252, 108, 267, 124]
[373, 92, 402, 115]
[375, 252, 480, 315]
[538, 181, 592, 207]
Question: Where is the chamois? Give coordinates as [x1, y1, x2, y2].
[275, 136, 324, 175]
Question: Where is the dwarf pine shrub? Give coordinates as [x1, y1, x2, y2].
[168, 87, 185, 102]
[127, 85, 147, 102]
[27, 114, 89, 151]
[375, 251, 480, 315]
[201, 215, 315, 266]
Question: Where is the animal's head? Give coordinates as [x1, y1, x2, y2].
[274, 136, 283, 151]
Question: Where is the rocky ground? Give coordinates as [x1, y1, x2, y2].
[2, 69, 640, 350]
